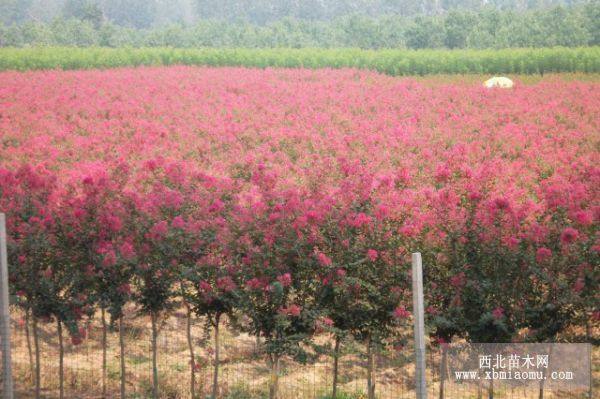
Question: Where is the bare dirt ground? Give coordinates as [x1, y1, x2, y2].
[9, 306, 598, 399]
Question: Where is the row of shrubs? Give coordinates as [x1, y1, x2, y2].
[0, 46, 599, 74]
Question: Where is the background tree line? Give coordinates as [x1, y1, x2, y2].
[1, 0, 593, 27]
[0, 0, 598, 48]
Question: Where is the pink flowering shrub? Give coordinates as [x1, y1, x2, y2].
[228, 163, 322, 363]
[58, 164, 135, 325]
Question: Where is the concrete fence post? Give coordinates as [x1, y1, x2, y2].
[0, 213, 13, 399]
[412, 252, 427, 399]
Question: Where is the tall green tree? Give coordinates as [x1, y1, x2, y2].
[62, 0, 103, 28]
[0, 0, 33, 25]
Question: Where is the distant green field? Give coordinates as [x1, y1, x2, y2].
[1, 47, 599, 75]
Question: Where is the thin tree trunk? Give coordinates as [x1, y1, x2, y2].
[588, 336, 593, 399]
[119, 316, 126, 399]
[185, 304, 196, 399]
[32, 315, 41, 399]
[585, 317, 591, 343]
[488, 377, 494, 399]
[430, 348, 435, 390]
[212, 314, 221, 399]
[366, 335, 375, 399]
[539, 343, 553, 399]
[439, 346, 447, 399]
[25, 308, 34, 383]
[332, 336, 340, 399]
[101, 308, 107, 398]
[151, 311, 159, 399]
[269, 354, 280, 399]
[57, 319, 64, 399]
[255, 333, 262, 355]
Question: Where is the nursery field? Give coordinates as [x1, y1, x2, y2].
[0, 67, 598, 399]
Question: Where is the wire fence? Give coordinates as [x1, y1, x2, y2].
[1, 307, 596, 399]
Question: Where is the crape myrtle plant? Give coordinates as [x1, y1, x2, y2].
[315, 164, 412, 399]
[0, 165, 53, 399]
[437, 172, 536, 334]
[187, 248, 238, 399]
[422, 235, 463, 399]
[517, 178, 599, 398]
[529, 177, 600, 342]
[0, 165, 91, 399]
[128, 158, 213, 399]
[178, 173, 236, 399]
[228, 164, 322, 399]
[57, 164, 135, 399]
[519, 179, 596, 343]
[432, 231, 535, 399]
[36, 222, 91, 399]
[425, 168, 542, 398]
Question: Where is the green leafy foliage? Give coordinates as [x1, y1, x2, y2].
[0, 46, 598, 74]
[1, 4, 599, 49]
